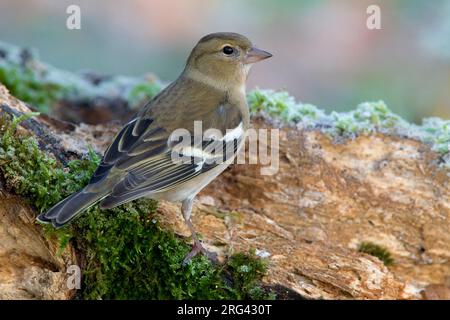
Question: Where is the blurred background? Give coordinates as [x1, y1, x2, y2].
[0, 0, 449, 122]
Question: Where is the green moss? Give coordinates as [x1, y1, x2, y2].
[0, 112, 98, 211]
[1, 43, 447, 168]
[127, 81, 162, 110]
[248, 89, 324, 124]
[420, 118, 450, 156]
[0, 45, 68, 113]
[75, 202, 272, 299]
[248, 89, 450, 168]
[0, 41, 163, 114]
[358, 242, 394, 266]
[248, 89, 405, 135]
[0, 66, 63, 113]
[225, 250, 275, 300]
[327, 101, 405, 137]
[3, 47, 448, 298]
[42, 224, 74, 256]
[0, 112, 272, 300]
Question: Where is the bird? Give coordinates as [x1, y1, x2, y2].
[37, 32, 272, 263]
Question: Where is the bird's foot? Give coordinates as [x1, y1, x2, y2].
[183, 240, 218, 265]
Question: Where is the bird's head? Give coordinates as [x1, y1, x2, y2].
[184, 32, 272, 91]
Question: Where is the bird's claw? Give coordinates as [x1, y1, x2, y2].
[182, 240, 218, 265]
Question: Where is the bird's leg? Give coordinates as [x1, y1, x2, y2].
[181, 197, 217, 264]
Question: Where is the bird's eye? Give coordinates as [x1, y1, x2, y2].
[222, 46, 234, 55]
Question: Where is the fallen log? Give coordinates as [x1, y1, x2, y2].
[0, 79, 449, 299]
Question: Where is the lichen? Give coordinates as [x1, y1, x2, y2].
[2, 43, 447, 169]
[358, 242, 394, 266]
[416, 118, 450, 156]
[248, 89, 325, 124]
[0, 43, 70, 113]
[247, 89, 406, 135]
[0, 41, 162, 114]
[0, 111, 273, 300]
[1, 43, 448, 298]
[247, 89, 450, 168]
[127, 81, 162, 110]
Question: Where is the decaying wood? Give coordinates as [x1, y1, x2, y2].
[0, 84, 449, 299]
[0, 192, 76, 299]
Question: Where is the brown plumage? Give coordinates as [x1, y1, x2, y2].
[37, 32, 272, 263]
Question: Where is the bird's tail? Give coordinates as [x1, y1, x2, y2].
[37, 188, 108, 228]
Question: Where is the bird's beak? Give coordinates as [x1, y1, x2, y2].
[244, 47, 272, 64]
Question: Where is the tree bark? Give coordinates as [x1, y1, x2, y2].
[0, 83, 449, 299]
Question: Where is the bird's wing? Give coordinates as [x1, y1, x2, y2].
[99, 136, 242, 209]
[85, 89, 244, 208]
